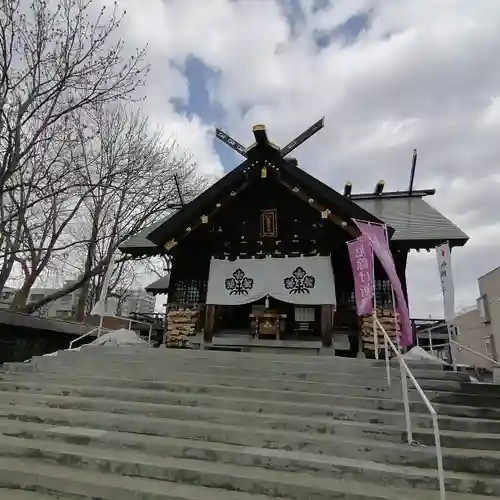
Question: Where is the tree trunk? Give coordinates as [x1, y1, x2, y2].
[19, 258, 110, 315]
[75, 279, 91, 321]
[0, 257, 15, 291]
[75, 197, 104, 321]
[10, 278, 36, 310]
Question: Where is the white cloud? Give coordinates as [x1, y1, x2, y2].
[109, 0, 500, 317]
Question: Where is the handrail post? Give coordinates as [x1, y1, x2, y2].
[384, 332, 391, 387]
[447, 323, 456, 371]
[376, 317, 445, 499]
[432, 413, 446, 500]
[400, 361, 413, 444]
[69, 326, 99, 350]
[97, 314, 104, 339]
[372, 310, 379, 360]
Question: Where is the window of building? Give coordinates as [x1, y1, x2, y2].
[29, 293, 45, 302]
[55, 310, 71, 318]
[483, 336, 494, 358]
[477, 294, 491, 323]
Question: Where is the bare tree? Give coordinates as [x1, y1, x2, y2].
[20, 104, 204, 315]
[107, 260, 139, 316]
[0, 0, 148, 289]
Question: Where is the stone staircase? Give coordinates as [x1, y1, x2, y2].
[0, 347, 499, 499]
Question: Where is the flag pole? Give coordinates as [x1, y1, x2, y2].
[353, 218, 379, 360]
[368, 222, 379, 360]
[383, 224, 401, 353]
[437, 241, 456, 371]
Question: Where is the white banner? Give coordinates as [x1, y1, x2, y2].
[436, 241, 455, 323]
[206, 256, 336, 306]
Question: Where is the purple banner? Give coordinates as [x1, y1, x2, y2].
[354, 220, 412, 347]
[347, 236, 374, 315]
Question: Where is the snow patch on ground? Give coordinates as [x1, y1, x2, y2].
[40, 328, 148, 359]
[403, 346, 448, 365]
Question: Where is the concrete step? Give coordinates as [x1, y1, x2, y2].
[0, 371, 408, 400]
[70, 345, 447, 369]
[0, 491, 73, 499]
[2, 364, 467, 392]
[1, 388, 498, 435]
[1, 399, 499, 451]
[458, 383, 500, 396]
[433, 394, 500, 410]
[0, 457, 285, 500]
[1, 378, 499, 421]
[26, 355, 464, 382]
[3, 418, 500, 477]
[42, 348, 447, 371]
[0, 439, 495, 499]
[0, 348, 496, 498]
[5, 371, 497, 409]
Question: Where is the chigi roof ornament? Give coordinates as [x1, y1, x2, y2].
[215, 118, 325, 159]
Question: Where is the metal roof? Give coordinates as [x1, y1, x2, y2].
[119, 216, 172, 256]
[0, 310, 93, 336]
[354, 196, 468, 245]
[145, 274, 171, 294]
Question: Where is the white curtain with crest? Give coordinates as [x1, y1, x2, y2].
[206, 256, 336, 306]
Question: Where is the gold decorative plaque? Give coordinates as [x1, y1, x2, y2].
[260, 209, 278, 238]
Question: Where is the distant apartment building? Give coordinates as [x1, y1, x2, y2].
[119, 289, 156, 316]
[453, 265, 500, 368]
[0, 280, 93, 319]
[0, 284, 154, 319]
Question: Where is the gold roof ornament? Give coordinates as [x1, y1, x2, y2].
[165, 239, 177, 251]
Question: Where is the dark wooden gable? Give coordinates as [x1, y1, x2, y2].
[193, 177, 349, 260]
[147, 138, 386, 253]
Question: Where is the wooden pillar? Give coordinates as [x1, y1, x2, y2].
[320, 304, 333, 348]
[394, 249, 409, 303]
[204, 304, 216, 343]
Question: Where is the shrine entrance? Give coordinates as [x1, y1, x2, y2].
[206, 255, 335, 341]
[122, 119, 469, 356]
[216, 298, 320, 341]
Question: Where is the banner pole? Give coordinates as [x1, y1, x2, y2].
[447, 322, 457, 371]
[369, 223, 379, 360]
[383, 224, 401, 353]
[437, 240, 456, 370]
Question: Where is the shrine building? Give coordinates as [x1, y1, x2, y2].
[120, 121, 468, 355]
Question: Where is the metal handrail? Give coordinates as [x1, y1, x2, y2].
[69, 327, 100, 350]
[105, 315, 153, 346]
[450, 340, 500, 366]
[376, 317, 446, 500]
[69, 315, 154, 350]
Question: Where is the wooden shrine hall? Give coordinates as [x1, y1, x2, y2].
[120, 119, 468, 355]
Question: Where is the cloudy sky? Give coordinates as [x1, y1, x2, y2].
[109, 0, 500, 318]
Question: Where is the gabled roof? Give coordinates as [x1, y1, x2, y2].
[354, 195, 468, 248]
[118, 216, 172, 257]
[145, 274, 171, 295]
[119, 185, 469, 255]
[146, 158, 384, 248]
[119, 123, 468, 255]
